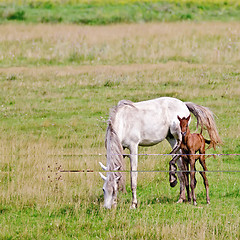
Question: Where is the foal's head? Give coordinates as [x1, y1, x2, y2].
[177, 115, 191, 137]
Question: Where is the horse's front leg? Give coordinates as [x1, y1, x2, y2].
[129, 144, 138, 209]
[176, 155, 188, 203]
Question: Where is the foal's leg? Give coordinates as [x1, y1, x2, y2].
[199, 154, 210, 204]
[129, 144, 139, 209]
[189, 155, 197, 205]
[184, 160, 191, 202]
[194, 165, 197, 188]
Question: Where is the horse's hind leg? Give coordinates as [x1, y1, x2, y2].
[194, 165, 197, 188]
[169, 154, 179, 187]
[167, 137, 181, 188]
[199, 154, 210, 204]
[169, 125, 182, 155]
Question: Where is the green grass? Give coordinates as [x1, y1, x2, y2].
[0, 0, 240, 24]
[0, 22, 239, 239]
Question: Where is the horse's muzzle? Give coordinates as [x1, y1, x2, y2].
[170, 179, 178, 188]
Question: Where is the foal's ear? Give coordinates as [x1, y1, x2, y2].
[186, 114, 191, 121]
[177, 115, 181, 122]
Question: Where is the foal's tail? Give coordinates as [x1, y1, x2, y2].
[185, 102, 222, 149]
[204, 139, 211, 145]
[105, 121, 126, 192]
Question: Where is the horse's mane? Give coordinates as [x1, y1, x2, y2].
[105, 100, 135, 192]
[109, 99, 135, 125]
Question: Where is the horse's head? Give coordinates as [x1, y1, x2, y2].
[99, 162, 121, 209]
[177, 115, 191, 137]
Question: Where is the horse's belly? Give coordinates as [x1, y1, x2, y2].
[138, 129, 168, 146]
[139, 138, 163, 146]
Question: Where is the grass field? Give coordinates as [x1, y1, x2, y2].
[0, 0, 240, 24]
[0, 20, 240, 239]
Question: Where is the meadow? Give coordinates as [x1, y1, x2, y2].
[0, 18, 240, 240]
[0, 0, 240, 24]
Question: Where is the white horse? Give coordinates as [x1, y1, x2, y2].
[99, 97, 222, 209]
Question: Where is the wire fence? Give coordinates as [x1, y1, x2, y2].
[0, 153, 239, 173]
[56, 153, 239, 173]
[0, 153, 239, 157]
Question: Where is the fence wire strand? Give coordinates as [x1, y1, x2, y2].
[0, 153, 239, 174]
[0, 153, 239, 157]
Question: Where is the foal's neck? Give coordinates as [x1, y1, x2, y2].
[183, 127, 191, 143]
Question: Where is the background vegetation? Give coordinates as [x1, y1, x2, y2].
[0, 0, 240, 24]
[0, 1, 239, 239]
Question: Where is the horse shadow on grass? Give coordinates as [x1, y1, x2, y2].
[145, 195, 177, 205]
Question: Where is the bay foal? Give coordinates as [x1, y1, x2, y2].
[177, 115, 211, 205]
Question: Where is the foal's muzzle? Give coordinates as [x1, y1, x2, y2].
[181, 131, 186, 137]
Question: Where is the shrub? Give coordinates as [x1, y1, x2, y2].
[2, 8, 25, 20]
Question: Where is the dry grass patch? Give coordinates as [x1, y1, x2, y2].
[0, 22, 239, 239]
[1, 22, 240, 66]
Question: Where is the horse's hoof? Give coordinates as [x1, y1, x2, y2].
[207, 200, 210, 205]
[177, 199, 184, 204]
[193, 201, 197, 206]
[170, 179, 178, 188]
[130, 203, 137, 209]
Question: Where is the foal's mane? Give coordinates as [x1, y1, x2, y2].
[105, 100, 135, 191]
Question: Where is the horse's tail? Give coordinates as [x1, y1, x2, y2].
[105, 120, 126, 192]
[185, 102, 222, 149]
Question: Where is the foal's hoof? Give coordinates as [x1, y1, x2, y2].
[170, 179, 178, 188]
[177, 198, 184, 204]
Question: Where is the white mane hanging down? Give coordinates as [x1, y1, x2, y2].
[104, 100, 135, 191]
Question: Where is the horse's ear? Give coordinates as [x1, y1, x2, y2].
[177, 115, 181, 121]
[187, 114, 191, 121]
[115, 176, 121, 183]
[99, 162, 107, 171]
[114, 166, 120, 171]
[99, 172, 107, 181]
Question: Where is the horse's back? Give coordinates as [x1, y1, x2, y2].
[113, 97, 190, 147]
[134, 97, 189, 122]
